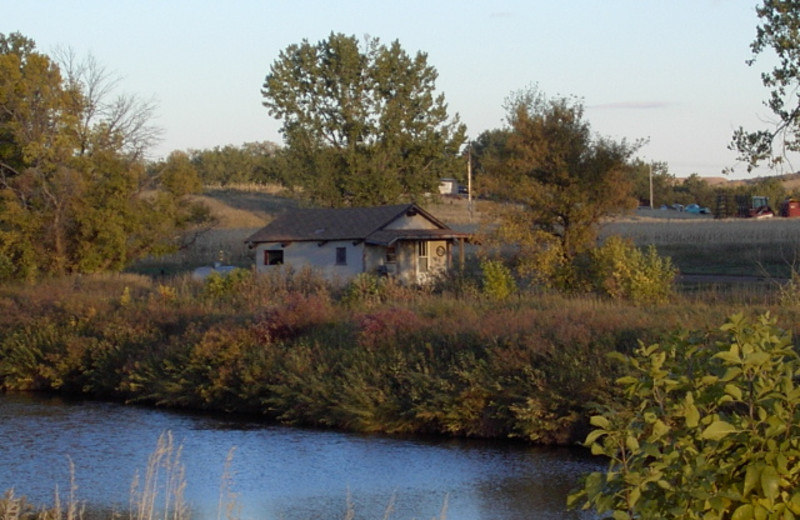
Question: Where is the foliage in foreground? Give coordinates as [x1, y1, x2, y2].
[570, 312, 800, 519]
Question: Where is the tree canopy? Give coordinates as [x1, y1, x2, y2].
[731, 1, 800, 172]
[0, 33, 211, 280]
[189, 141, 283, 186]
[479, 87, 639, 288]
[261, 32, 466, 207]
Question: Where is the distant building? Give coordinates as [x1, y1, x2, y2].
[438, 178, 459, 196]
[245, 203, 470, 285]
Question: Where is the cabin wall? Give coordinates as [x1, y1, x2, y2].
[253, 238, 452, 284]
[254, 241, 364, 281]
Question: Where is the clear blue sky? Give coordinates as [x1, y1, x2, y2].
[5, 1, 779, 178]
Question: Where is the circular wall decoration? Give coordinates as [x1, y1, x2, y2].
[435, 245, 446, 257]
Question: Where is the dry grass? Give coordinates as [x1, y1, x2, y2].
[602, 214, 800, 246]
[422, 196, 489, 226]
[190, 184, 300, 230]
[600, 210, 800, 278]
[129, 431, 189, 520]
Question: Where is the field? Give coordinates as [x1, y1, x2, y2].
[602, 208, 800, 279]
[132, 186, 800, 281]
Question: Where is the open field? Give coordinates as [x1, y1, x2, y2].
[601, 208, 800, 278]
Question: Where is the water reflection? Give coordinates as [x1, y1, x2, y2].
[0, 393, 602, 519]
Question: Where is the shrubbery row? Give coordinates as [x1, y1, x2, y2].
[0, 268, 789, 445]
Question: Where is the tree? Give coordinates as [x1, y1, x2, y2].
[53, 47, 161, 162]
[673, 173, 715, 208]
[623, 159, 675, 208]
[570, 313, 800, 519]
[731, 1, 800, 172]
[0, 33, 211, 280]
[470, 128, 511, 181]
[261, 32, 466, 207]
[158, 151, 203, 197]
[190, 141, 282, 185]
[482, 87, 639, 288]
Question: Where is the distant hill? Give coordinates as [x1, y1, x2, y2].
[691, 172, 800, 190]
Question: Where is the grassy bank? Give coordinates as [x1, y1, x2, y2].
[1, 269, 794, 446]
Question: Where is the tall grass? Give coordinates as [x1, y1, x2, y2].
[129, 432, 188, 520]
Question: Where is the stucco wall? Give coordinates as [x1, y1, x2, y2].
[254, 241, 364, 281]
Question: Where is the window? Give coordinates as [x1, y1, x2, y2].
[265, 250, 283, 265]
[335, 247, 347, 265]
[385, 246, 396, 264]
[417, 241, 429, 272]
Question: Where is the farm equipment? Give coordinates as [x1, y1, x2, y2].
[715, 194, 774, 219]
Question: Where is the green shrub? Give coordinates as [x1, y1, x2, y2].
[570, 312, 800, 519]
[587, 235, 676, 304]
[341, 273, 385, 306]
[481, 259, 516, 301]
[202, 268, 252, 300]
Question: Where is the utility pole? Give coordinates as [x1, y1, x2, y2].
[649, 162, 654, 210]
[467, 142, 473, 221]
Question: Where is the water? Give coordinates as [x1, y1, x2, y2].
[0, 393, 602, 519]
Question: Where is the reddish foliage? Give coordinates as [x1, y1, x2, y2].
[356, 307, 426, 350]
[254, 291, 333, 343]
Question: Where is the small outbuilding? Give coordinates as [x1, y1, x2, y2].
[780, 198, 800, 218]
[438, 178, 459, 196]
[245, 203, 470, 284]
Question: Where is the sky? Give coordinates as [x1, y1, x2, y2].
[3, 1, 784, 179]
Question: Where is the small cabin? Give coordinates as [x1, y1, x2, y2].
[245, 204, 470, 285]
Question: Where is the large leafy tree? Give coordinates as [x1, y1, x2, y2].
[481, 87, 639, 288]
[0, 33, 210, 280]
[731, 1, 800, 171]
[261, 32, 466, 207]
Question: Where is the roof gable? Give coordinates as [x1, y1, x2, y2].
[245, 203, 450, 244]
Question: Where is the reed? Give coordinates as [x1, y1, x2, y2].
[129, 431, 188, 520]
[215, 448, 238, 520]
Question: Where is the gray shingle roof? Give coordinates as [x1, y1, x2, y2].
[245, 203, 462, 244]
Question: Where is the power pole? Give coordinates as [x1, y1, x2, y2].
[649, 163, 654, 210]
[467, 142, 473, 221]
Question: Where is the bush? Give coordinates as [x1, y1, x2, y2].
[586, 235, 676, 304]
[570, 312, 800, 519]
[481, 259, 516, 301]
[341, 273, 386, 306]
[202, 268, 252, 300]
[254, 291, 334, 343]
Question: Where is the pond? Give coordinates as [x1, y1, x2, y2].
[0, 393, 602, 519]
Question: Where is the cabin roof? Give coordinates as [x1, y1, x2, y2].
[245, 203, 466, 244]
